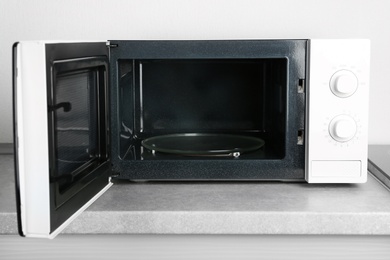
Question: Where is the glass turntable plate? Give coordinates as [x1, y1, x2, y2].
[141, 133, 265, 157]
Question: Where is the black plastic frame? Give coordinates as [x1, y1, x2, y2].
[109, 40, 307, 180]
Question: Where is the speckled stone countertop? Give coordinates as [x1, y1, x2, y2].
[1, 153, 390, 235]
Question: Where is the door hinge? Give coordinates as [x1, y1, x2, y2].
[106, 42, 118, 60]
[110, 171, 120, 178]
[106, 42, 118, 48]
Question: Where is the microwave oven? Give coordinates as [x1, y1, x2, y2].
[13, 39, 370, 238]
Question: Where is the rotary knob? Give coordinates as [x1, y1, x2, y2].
[329, 115, 357, 142]
[330, 70, 358, 98]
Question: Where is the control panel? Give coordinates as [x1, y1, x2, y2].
[306, 39, 370, 183]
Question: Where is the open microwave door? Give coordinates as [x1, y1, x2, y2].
[13, 41, 113, 238]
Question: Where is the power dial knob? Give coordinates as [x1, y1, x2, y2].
[329, 115, 357, 142]
[330, 70, 358, 98]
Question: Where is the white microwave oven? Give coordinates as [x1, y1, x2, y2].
[13, 39, 370, 238]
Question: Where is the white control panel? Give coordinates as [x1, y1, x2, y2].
[306, 39, 370, 183]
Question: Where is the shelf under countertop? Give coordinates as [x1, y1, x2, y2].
[1, 153, 390, 235]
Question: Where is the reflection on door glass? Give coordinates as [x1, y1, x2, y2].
[54, 71, 99, 190]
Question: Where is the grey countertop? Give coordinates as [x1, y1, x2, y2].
[1, 153, 390, 235]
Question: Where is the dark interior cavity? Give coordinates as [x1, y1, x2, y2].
[118, 58, 287, 160]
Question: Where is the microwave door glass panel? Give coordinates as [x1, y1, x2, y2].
[54, 71, 99, 192]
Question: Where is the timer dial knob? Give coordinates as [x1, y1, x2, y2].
[329, 115, 357, 142]
[330, 70, 358, 98]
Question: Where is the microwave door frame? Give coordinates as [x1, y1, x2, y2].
[13, 41, 113, 239]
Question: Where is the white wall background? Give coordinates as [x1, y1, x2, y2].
[0, 0, 389, 144]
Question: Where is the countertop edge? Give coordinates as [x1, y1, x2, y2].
[62, 211, 390, 235]
[2, 211, 390, 235]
